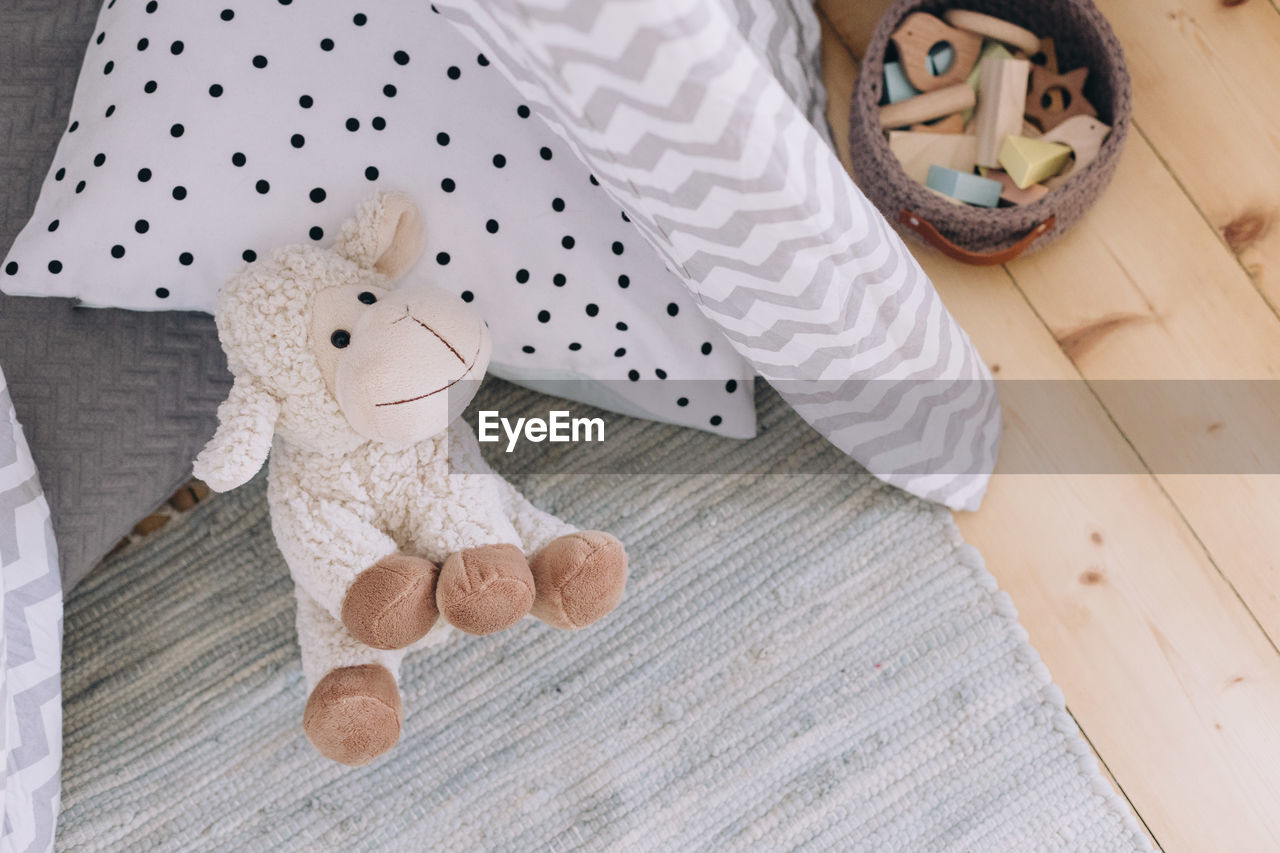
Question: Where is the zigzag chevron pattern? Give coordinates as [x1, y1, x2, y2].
[434, 0, 1001, 510]
[1, 371, 62, 853]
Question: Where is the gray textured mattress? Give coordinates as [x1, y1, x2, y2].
[0, 0, 229, 588]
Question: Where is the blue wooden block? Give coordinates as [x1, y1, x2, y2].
[928, 44, 954, 75]
[925, 165, 1002, 207]
[883, 61, 920, 104]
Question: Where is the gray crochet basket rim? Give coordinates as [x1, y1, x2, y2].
[848, 0, 1132, 259]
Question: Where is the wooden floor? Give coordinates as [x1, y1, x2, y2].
[818, 2, 1280, 851]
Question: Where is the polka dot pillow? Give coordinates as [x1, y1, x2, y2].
[0, 0, 756, 437]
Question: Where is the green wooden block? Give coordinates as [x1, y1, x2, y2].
[998, 135, 1072, 188]
[926, 165, 1002, 207]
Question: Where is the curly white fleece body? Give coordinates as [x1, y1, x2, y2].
[272, 424, 574, 689]
[193, 191, 577, 693]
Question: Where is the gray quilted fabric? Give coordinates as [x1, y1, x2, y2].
[0, 0, 230, 589]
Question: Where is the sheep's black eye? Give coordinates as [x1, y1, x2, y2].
[357, 291, 377, 304]
[331, 330, 351, 348]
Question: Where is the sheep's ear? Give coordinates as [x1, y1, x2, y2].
[192, 378, 280, 492]
[333, 190, 423, 280]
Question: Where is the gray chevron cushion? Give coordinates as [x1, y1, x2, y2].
[1, 365, 62, 852]
[0, 0, 230, 590]
[436, 0, 1003, 510]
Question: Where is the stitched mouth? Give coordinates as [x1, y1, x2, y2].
[374, 339, 483, 408]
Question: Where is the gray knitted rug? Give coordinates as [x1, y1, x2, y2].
[58, 382, 1148, 852]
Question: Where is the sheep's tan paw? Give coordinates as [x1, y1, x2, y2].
[437, 544, 535, 635]
[303, 664, 402, 766]
[341, 554, 440, 650]
[530, 531, 628, 630]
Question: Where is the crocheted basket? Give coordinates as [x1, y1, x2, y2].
[848, 0, 1131, 264]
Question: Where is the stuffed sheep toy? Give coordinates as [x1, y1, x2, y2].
[193, 191, 628, 766]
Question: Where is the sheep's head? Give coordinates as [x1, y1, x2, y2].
[193, 191, 491, 491]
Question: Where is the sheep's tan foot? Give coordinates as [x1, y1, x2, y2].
[303, 664, 402, 766]
[529, 531, 628, 630]
[437, 543, 535, 635]
[341, 553, 440, 650]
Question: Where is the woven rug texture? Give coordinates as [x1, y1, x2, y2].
[58, 382, 1149, 852]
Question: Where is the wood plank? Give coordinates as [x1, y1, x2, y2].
[1007, 134, 1280, 648]
[931, 254, 1280, 853]
[815, 0, 893, 60]
[1091, 0, 1280, 308]
[818, 9, 858, 177]
[822, 26, 1280, 851]
[1087, 738, 1163, 852]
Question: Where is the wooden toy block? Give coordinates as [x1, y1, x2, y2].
[1028, 37, 1063, 112]
[883, 61, 920, 104]
[889, 12, 983, 92]
[1040, 115, 1111, 188]
[910, 112, 966, 134]
[964, 42, 1013, 92]
[879, 83, 975, 129]
[926, 164, 1002, 207]
[979, 167, 1050, 205]
[944, 9, 1040, 55]
[1025, 66, 1096, 132]
[997, 135, 1072, 188]
[924, 186, 965, 206]
[888, 130, 979, 184]
[961, 41, 1013, 123]
[972, 57, 1031, 168]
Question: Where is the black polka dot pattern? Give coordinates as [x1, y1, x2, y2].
[1, 1, 754, 436]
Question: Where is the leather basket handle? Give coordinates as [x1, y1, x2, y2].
[897, 210, 1056, 266]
